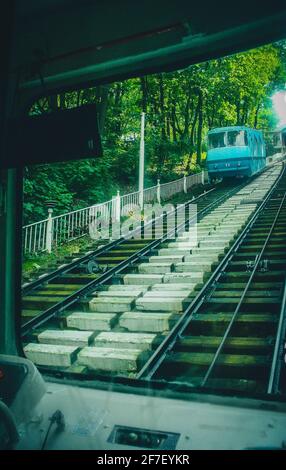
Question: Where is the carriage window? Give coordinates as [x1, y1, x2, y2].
[227, 130, 246, 146]
[208, 132, 226, 149]
[253, 135, 258, 155]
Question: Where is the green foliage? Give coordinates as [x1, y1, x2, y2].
[24, 41, 286, 224]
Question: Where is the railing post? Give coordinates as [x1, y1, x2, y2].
[157, 179, 161, 203]
[45, 208, 54, 253]
[201, 170, 205, 185]
[183, 175, 187, 193]
[115, 190, 121, 222]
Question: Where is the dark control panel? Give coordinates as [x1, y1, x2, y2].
[108, 425, 180, 449]
[0, 359, 29, 407]
[0, 355, 45, 427]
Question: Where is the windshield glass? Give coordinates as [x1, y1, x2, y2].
[208, 132, 226, 149]
[20, 41, 286, 410]
[208, 130, 247, 148]
[227, 130, 247, 146]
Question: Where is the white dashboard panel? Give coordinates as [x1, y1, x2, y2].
[16, 380, 286, 450]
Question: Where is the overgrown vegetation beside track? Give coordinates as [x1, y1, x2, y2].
[23, 42, 286, 225]
[23, 183, 211, 282]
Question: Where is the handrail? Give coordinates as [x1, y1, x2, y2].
[22, 170, 208, 254]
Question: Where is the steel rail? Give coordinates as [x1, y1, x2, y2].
[23, 160, 279, 294]
[200, 182, 286, 387]
[21, 183, 244, 337]
[137, 165, 284, 380]
[22, 187, 217, 296]
[267, 272, 286, 394]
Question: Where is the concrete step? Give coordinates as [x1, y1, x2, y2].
[107, 284, 145, 291]
[200, 217, 225, 223]
[143, 291, 189, 298]
[194, 222, 218, 228]
[163, 272, 204, 283]
[95, 290, 144, 298]
[191, 247, 226, 255]
[136, 296, 184, 312]
[138, 263, 173, 274]
[66, 312, 118, 330]
[94, 331, 157, 350]
[184, 253, 219, 262]
[149, 255, 184, 263]
[182, 230, 210, 237]
[120, 311, 175, 332]
[197, 237, 233, 246]
[175, 261, 213, 272]
[124, 274, 163, 285]
[158, 248, 191, 256]
[218, 222, 244, 228]
[78, 346, 145, 372]
[151, 283, 195, 292]
[38, 329, 95, 347]
[89, 297, 135, 312]
[167, 242, 198, 249]
[198, 239, 230, 248]
[24, 343, 79, 367]
[210, 229, 238, 237]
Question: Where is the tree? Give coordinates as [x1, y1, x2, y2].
[24, 41, 286, 224]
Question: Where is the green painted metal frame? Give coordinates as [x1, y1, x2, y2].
[1, 0, 286, 358]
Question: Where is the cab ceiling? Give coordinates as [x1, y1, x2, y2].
[11, 0, 286, 100]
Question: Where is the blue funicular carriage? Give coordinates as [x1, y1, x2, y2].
[206, 126, 266, 181]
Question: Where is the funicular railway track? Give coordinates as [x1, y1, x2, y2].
[21, 182, 236, 327]
[139, 163, 286, 396]
[22, 163, 285, 397]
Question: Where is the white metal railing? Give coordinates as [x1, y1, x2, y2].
[23, 218, 48, 254]
[23, 169, 208, 255]
[120, 190, 140, 214]
[160, 177, 184, 200]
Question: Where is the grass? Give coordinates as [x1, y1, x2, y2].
[22, 236, 96, 282]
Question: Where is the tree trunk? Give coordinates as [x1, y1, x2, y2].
[182, 94, 191, 138]
[236, 100, 241, 125]
[171, 101, 177, 141]
[158, 74, 166, 140]
[196, 89, 203, 166]
[254, 102, 260, 128]
[185, 100, 199, 171]
[242, 102, 248, 126]
[97, 85, 110, 136]
[166, 114, 171, 140]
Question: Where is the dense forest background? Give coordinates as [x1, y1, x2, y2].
[23, 41, 286, 224]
